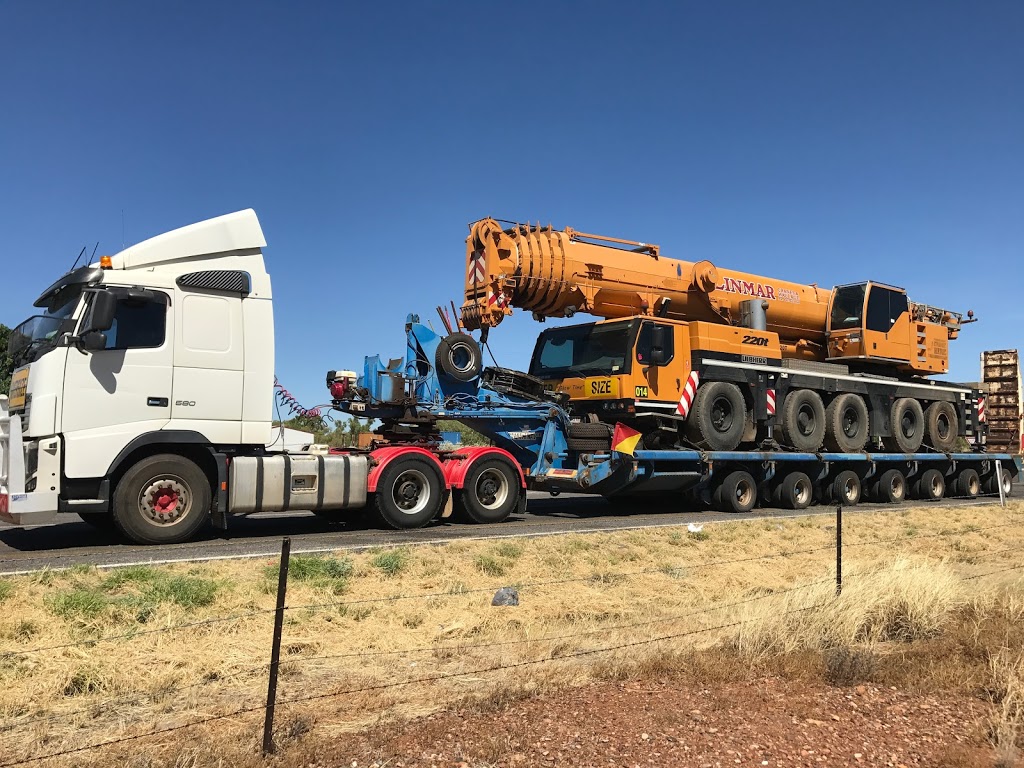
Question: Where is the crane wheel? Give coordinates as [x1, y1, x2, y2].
[685, 382, 746, 451]
[712, 470, 757, 513]
[454, 457, 521, 524]
[373, 456, 446, 529]
[869, 469, 907, 504]
[823, 393, 870, 452]
[829, 470, 862, 506]
[923, 401, 958, 453]
[883, 398, 924, 453]
[778, 389, 826, 452]
[952, 468, 980, 499]
[772, 471, 813, 510]
[435, 332, 482, 382]
[911, 468, 945, 501]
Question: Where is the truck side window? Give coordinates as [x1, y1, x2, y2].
[636, 322, 674, 365]
[104, 297, 168, 350]
[866, 288, 908, 333]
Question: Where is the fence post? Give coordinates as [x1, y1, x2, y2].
[263, 537, 291, 755]
[995, 460, 1006, 507]
[835, 505, 842, 597]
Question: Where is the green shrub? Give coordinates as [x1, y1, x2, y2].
[370, 549, 409, 577]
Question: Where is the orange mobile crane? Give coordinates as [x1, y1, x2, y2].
[460, 218, 982, 454]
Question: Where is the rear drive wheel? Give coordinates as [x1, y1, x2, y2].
[776, 471, 813, 510]
[912, 468, 945, 501]
[870, 469, 907, 503]
[713, 470, 757, 513]
[952, 468, 980, 499]
[923, 401, 958, 453]
[373, 456, 446, 529]
[823, 394, 870, 452]
[455, 457, 521, 524]
[884, 398, 924, 452]
[686, 382, 746, 451]
[779, 389, 826, 452]
[830, 470, 862, 506]
[112, 454, 212, 544]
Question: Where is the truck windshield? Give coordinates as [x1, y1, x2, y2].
[830, 284, 867, 331]
[8, 283, 84, 364]
[528, 321, 635, 379]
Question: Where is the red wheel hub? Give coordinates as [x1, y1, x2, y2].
[151, 488, 179, 514]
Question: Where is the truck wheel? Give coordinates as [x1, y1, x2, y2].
[869, 469, 906, 503]
[829, 470, 862, 506]
[774, 471, 813, 510]
[566, 421, 612, 452]
[778, 389, 826, 452]
[823, 394, 870, 452]
[455, 457, 521, 524]
[373, 456, 445, 529]
[435, 332, 482, 382]
[686, 382, 746, 451]
[983, 467, 1014, 498]
[952, 468, 980, 498]
[112, 454, 212, 545]
[883, 398, 924, 452]
[713, 470, 757, 513]
[923, 401, 958, 453]
[911, 468, 944, 501]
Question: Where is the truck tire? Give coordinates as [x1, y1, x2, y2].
[455, 456, 521, 524]
[829, 470, 862, 506]
[983, 467, 1014, 498]
[566, 421, 613, 452]
[884, 398, 924, 453]
[911, 468, 944, 501]
[373, 456, 446, 529]
[773, 471, 813, 510]
[112, 454, 212, 545]
[435, 332, 482, 382]
[923, 401, 958, 453]
[713, 470, 757, 513]
[823, 393, 870, 452]
[778, 389, 826, 452]
[686, 382, 746, 451]
[952, 468, 980, 499]
[869, 469, 906, 504]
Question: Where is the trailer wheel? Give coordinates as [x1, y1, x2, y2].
[455, 457, 521, 524]
[435, 332, 482, 382]
[983, 467, 1014, 498]
[884, 398, 924, 452]
[823, 394, 870, 452]
[112, 454, 212, 544]
[829, 470, 862, 506]
[373, 456, 446, 529]
[912, 468, 944, 501]
[713, 470, 757, 513]
[686, 382, 746, 451]
[869, 469, 906, 504]
[774, 472, 813, 510]
[778, 389, 826, 452]
[923, 402, 958, 453]
[952, 468, 980, 499]
[566, 421, 613, 452]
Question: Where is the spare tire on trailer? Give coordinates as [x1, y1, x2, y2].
[435, 332, 482, 382]
[566, 421, 613, 452]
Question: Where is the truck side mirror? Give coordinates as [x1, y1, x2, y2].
[80, 330, 108, 351]
[86, 291, 117, 333]
[649, 326, 668, 366]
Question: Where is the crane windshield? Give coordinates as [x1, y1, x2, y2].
[830, 284, 867, 331]
[528, 320, 637, 379]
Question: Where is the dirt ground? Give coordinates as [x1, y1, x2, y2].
[308, 676, 993, 767]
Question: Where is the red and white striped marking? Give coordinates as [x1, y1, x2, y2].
[766, 388, 776, 416]
[469, 250, 487, 283]
[676, 371, 700, 417]
[977, 396, 986, 423]
[488, 291, 509, 308]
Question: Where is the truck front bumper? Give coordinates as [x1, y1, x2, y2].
[0, 488, 59, 526]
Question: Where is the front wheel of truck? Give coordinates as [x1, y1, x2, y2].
[112, 454, 212, 544]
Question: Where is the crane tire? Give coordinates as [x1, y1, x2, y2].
[112, 454, 212, 545]
[829, 470, 862, 506]
[773, 471, 813, 510]
[923, 401, 958, 453]
[778, 389, 826, 452]
[455, 457, 521, 524]
[713, 470, 757, 513]
[911, 468, 945, 501]
[952, 468, 980, 499]
[883, 398, 924, 453]
[373, 456, 446, 529]
[686, 382, 746, 451]
[435, 332, 482, 383]
[823, 393, 870, 452]
[869, 469, 907, 504]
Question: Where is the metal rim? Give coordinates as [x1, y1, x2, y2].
[794, 478, 812, 506]
[391, 469, 432, 516]
[138, 475, 191, 527]
[928, 472, 943, 497]
[841, 403, 862, 438]
[899, 406, 919, 440]
[935, 412, 951, 440]
[474, 468, 510, 511]
[842, 476, 859, 503]
[448, 342, 474, 373]
[967, 475, 980, 495]
[796, 401, 817, 437]
[734, 477, 754, 508]
[710, 395, 736, 433]
[890, 473, 905, 499]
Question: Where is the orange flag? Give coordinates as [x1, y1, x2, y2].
[611, 423, 642, 455]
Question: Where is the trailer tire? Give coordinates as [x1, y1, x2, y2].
[373, 456, 446, 529]
[775, 471, 813, 510]
[884, 398, 924, 452]
[713, 470, 757, 513]
[112, 454, 212, 545]
[952, 468, 980, 499]
[829, 470, 862, 506]
[912, 468, 944, 501]
[869, 469, 907, 504]
[778, 389, 826, 452]
[435, 333, 482, 382]
[823, 394, 870, 452]
[983, 467, 1014, 498]
[566, 421, 612, 452]
[923, 401, 958, 453]
[686, 382, 746, 451]
[455, 457, 521, 524]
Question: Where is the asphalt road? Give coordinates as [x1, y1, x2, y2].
[0, 490, 1014, 574]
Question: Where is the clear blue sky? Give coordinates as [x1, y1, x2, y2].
[2, 1, 1021, 412]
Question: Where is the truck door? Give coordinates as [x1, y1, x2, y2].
[61, 290, 173, 478]
[862, 285, 911, 364]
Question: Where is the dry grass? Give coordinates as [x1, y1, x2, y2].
[0, 500, 1021, 767]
